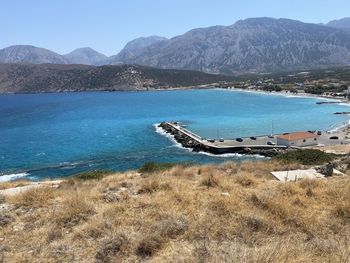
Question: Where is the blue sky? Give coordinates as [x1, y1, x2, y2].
[2, 0, 350, 55]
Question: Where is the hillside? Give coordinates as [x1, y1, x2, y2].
[64, 48, 108, 65]
[116, 18, 350, 74]
[327, 18, 350, 33]
[0, 45, 69, 64]
[109, 36, 167, 64]
[0, 160, 349, 262]
[0, 63, 235, 93]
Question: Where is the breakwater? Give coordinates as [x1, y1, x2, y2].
[158, 122, 287, 157]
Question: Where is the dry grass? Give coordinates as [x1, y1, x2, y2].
[0, 160, 349, 262]
[0, 180, 31, 190]
[8, 186, 57, 208]
[54, 192, 95, 227]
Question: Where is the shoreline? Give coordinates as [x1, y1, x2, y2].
[0, 85, 349, 105]
[221, 87, 350, 103]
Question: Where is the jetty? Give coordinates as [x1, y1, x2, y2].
[158, 122, 287, 157]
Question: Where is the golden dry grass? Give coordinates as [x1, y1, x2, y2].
[0, 180, 31, 190]
[0, 160, 349, 262]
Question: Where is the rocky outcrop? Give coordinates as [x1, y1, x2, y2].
[316, 163, 334, 177]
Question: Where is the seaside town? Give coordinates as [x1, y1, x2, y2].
[216, 69, 350, 99]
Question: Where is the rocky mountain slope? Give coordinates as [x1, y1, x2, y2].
[64, 47, 107, 65]
[327, 17, 350, 33]
[108, 36, 167, 64]
[2, 18, 350, 74]
[0, 45, 69, 64]
[0, 63, 234, 93]
[116, 18, 350, 74]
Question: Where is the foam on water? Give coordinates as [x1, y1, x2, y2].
[154, 123, 193, 153]
[0, 172, 29, 182]
[329, 120, 350, 133]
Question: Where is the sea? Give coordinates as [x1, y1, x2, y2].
[1, 89, 349, 181]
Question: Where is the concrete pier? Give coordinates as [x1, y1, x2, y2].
[159, 122, 287, 157]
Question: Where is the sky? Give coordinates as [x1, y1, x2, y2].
[2, 0, 350, 56]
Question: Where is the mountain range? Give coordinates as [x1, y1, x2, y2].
[2, 17, 350, 74]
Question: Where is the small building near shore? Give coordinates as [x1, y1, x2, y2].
[276, 132, 319, 147]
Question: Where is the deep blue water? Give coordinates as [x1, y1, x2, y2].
[0, 89, 349, 181]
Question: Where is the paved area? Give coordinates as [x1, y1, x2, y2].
[171, 123, 283, 149]
[173, 122, 350, 149]
[271, 169, 345, 181]
[271, 169, 325, 181]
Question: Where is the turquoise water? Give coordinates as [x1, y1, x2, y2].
[0, 89, 349, 181]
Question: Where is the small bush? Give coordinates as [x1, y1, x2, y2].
[275, 149, 336, 165]
[47, 227, 63, 243]
[73, 170, 112, 181]
[138, 178, 171, 194]
[10, 186, 56, 208]
[136, 233, 164, 258]
[95, 233, 129, 263]
[138, 162, 176, 174]
[234, 173, 257, 187]
[298, 178, 322, 189]
[246, 216, 269, 233]
[0, 194, 5, 204]
[0, 214, 14, 227]
[200, 174, 220, 188]
[55, 193, 95, 227]
[334, 203, 350, 223]
[278, 183, 299, 196]
[152, 217, 188, 239]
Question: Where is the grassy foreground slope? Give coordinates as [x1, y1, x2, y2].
[1, 160, 350, 262]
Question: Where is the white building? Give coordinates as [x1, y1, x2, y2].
[276, 132, 319, 147]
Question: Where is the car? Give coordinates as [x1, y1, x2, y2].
[219, 138, 224, 142]
[317, 131, 322, 135]
[329, 136, 339, 140]
[268, 135, 274, 138]
[250, 136, 257, 140]
[236, 138, 243, 142]
[207, 139, 215, 143]
[267, 141, 276, 145]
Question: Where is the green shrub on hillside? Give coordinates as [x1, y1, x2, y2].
[139, 162, 176, 173]
[275, 149, 337, 165]
[139, 162, 195, 174]
[73, 170, 112, 180]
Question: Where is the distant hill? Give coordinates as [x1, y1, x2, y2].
[327, 18, 350, 33]
[0, 45, 69, 64]
[116, 18, 350, 74]
[108, 36, 167, 65]
[0, 63, 235, 93]
[64, 47, 107, 65]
